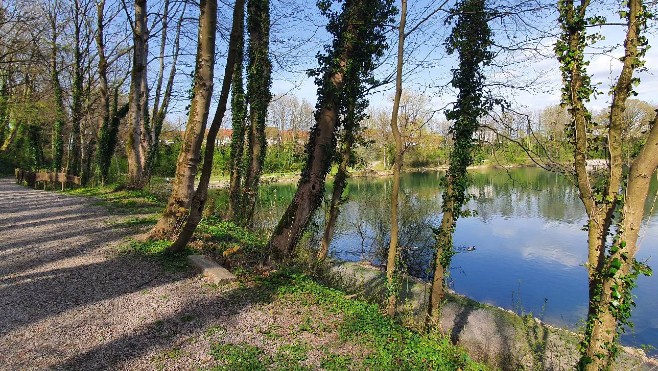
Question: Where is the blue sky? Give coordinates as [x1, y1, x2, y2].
[266, 0, 658, 117]
[168, 0, 658, 126]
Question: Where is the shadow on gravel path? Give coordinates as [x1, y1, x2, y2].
[0, 179, 194, 369]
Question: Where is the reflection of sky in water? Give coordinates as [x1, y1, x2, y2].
[450, 214, 658, 354]
[325, 168, 658, 354]
[451, 215, 589, 329]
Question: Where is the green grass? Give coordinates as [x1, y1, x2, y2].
[196, 217, 269, 265]
[211, 343, 268, 371]
[64, 185, 165, 214]
[110, 215, 159, 228]
[119, 239, 192, 272]
[275, 274, 487, 370]
[210, 271, 488, 371]
[273, 342, 310, 370]
[210, 341, 312, 371]
[320, 352, 353, 370]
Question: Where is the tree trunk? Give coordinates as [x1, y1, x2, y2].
[227, 8, 247, 221]
[95, 1, 130, 184]
[126, 0, 149, 188]
[269, 94, 343, 258]
[268, 0, 394, 259]
[385, 0, 406, 318]
[150, 0, 217, 239]
[427, 180, 455, 324]
[145, 0, 183, 178]
[170, 0, 244, 252]
[95, 0, 111, 183]
[556, 0, 654, 368]
[0, 78, 8, 147]
[0, 78, 19, 152]
[49, 13, 65, 173]
[317, 111, 356, 262]
[241, 0, 272, 225]
[426, 0, 492, 326]
[70, 0, 83, 177]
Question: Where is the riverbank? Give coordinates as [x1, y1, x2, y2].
[6, 179, 658, 370]
[0, 178, 485, 370]
[331, 261, 658, 370]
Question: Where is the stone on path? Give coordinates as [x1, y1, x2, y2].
[186, 255, 236, 284]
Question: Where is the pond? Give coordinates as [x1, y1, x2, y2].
[235, 167, 658, 354]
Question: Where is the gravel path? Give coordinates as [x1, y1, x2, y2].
[0, 179, 363, 370]
[0, 179, 362, 370]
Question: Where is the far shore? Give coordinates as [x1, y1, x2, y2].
[207, 161, 542, 188]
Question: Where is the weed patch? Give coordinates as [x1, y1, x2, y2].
[110, 215, 159, 228]
[196, 217, 269, 266]
[270, 272, 487, 370]
[320, 352, 353, 370]
[211, 343, 267, 371]
[120, 239, 192, 272]
[64, 186, 164, 214]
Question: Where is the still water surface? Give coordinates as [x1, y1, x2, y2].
[247, 167, 658, 354]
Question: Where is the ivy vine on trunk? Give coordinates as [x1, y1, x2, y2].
[49, 9, 65, 173]
[555, 0, 657, 368]
[240, 0, 272, 225]
[227, 1, 247, 222]
[268, 0, 396, 259]
[126, 0, 150, 188]
[427, 0, 493, 326]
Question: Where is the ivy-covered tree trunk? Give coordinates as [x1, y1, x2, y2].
[269, 0, 396, 259]
[28, 124, 44, 170]
[169, 0, 245, 252]
[555, 0, 656, 368]
[126, 0, 150, 188]
[150, 0, 217, 239]
[49, 15, 65, 173]
[0, 77, 11, 151]
[95, 0, 129, 184]
[69, 0, 83, 177]
[385, 0, 406, 318]
[427, 0, 493, 325]
[428, 179, 456, 322]
[241, 0, 272, 225]
[317, 97, 358, 262]
[227, 7, 247, 222]
[95, 0, 112, 183]
[1, 76, 28, 154]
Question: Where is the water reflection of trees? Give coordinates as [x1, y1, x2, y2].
[467, 168, 584, 223]
[242, 168, 657, 268]
[335, 180, 438, 260]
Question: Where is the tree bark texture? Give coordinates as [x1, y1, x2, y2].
[385, 0, 406, 318]
[151, 0, 217, 239]
[70, 0, 83, 177]
[427, 180, 455, 324]
[241, 0, 272, 225]
[126, 0, 150, 188]
[49, 12, 65, 173]
[268, 0, 394, 259]
[227, 9, 247, 222]
[556, 0, 654, 368]
[427, 0, 492, 326]
[317, 105, 357, 262]
[169, 0, 244, 252]
[145, 0, 183, 179]
[269, 94, 343, 258]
